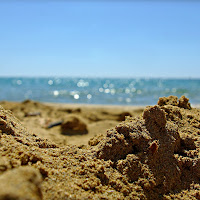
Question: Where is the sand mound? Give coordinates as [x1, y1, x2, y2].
[0, 96, 200, 199]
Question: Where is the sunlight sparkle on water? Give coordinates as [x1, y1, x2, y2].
[53, 90, 59, 96]
[48, 80, 54, 85]
[17, 80, 22, 85]
[74, 94, 80, 100]
[77, 79, 89, 87]
[87, 94, 92, 99]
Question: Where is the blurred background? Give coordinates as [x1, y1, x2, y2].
[0, 1, 200, 106]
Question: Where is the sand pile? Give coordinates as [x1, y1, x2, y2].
[0, 96, 200, 199]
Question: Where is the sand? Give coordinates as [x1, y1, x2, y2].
[0, 100, 144, 146]
[0, 95, 200, 199]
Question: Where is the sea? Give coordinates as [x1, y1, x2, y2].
[0, 77, 200, 107]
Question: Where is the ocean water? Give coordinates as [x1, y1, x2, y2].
[0, 77, 200, 106]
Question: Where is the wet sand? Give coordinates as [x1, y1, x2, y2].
[0, 96, 200, 199]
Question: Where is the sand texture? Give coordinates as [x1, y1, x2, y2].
[0, 96, 200, 199]
[0, 100, 143, 146]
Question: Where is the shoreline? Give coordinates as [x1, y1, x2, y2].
[1, 99, 148, 108]
[44, 101, 146, 111]
[2, 99, 200, 109]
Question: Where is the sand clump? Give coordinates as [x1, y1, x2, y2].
[0, 96, 200, 199]
[158, 95, 191, 109]
[61, 115, 88, 135]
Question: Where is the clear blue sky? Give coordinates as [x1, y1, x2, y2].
[0, 1, 200, 78]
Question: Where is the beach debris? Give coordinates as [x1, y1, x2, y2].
[59, 108, 81, 113]
[46, 120, 63, 129]
[61, 115, 88, 135]
[24, 111, 41, 117]
[39, 118, 63, 129]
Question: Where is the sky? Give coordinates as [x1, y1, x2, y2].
[0, 1, 200, 78]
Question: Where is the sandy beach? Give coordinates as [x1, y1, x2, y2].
[0, 100, 144, 146]
[1, 95, 200, 199]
